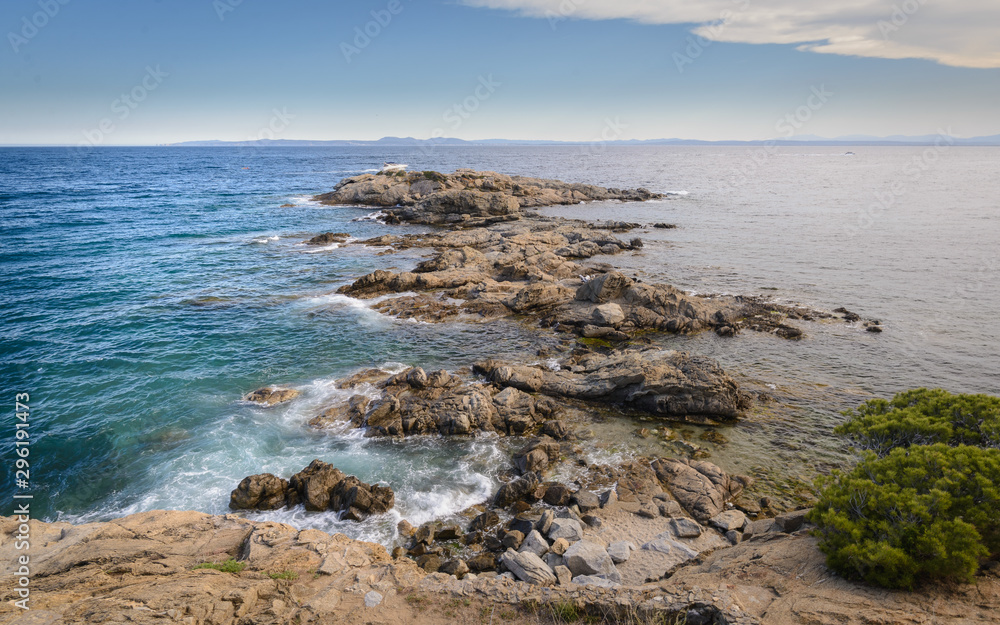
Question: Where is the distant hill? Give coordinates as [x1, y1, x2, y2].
[167, 134, 1000, 147]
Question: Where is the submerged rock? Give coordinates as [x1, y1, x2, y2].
[306, 232, 350, 246]
[244, 387, 300, 406]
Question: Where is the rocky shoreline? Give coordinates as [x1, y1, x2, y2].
[5, 169, 987, 625]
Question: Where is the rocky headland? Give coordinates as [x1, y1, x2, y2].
[2, 170, 935, 625]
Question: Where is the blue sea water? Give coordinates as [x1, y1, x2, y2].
[1, 145, 997, 543]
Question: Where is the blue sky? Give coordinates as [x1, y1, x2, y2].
[1, 0, 998, 144]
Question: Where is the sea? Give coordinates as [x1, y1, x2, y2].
[1, 145, 997, 544]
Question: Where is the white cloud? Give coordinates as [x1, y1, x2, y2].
[461, 0, 1000, 68]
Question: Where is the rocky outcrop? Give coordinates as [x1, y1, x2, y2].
[244, 387, 299, 406]
[651, 457, 750, 521]
[313, 169, 664, 225]
[477, 348, 751, 424]
[5, 510, 996, 625]
[307, 347, 747, 441]
[308, 366, 562, 438]
[305, 232, 350, 245]
[230, 460, 394, 521]
[331, 214, 817, 341]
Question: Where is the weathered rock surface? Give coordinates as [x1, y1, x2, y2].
[651, 457, 750, 521]
[4, 511, 997, 625]
[564, 540, 621, 582]
[230, 459, 394, 520]
[547, 518, 584, 542]
[478, 348, 750, 423]
[499, 548, 557, 585]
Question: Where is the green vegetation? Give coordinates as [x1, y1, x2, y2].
[193, 558, 246, 573]
[268, 570, 298, 580]
[422, 170, 447, 183]
[548, 601, 581, 623]
[811, 389, 1000, 589]
[835, 388, 1000, 456]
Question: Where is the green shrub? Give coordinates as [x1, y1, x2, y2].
[836, 388, 1000, 456]
[809, 443, 1000, 589]
[193, 558, 246, 573]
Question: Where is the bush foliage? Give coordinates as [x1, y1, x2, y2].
[835, 388, 1000, 456]
[810, 443, 1000, 589]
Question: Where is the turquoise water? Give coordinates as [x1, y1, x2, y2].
[2, 146, 997, 543]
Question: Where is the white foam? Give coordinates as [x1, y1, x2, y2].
[353, 211, 388, 223]
[289, 195, 323, 206]
[250, 235, 280, 244]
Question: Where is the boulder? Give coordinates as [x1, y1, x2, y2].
[229, 473, 289, 510]
[537, 509, 555, 535]
[543, 483, 573, 506]
[493, 473, 539, 509]
[564, 541, 621, 582]
[775, 508, 811, 533]
[571, 491, 600, 513]
[575, 271, 634, 303]
[670, 517, 703, 538]
[710, 510, 747, 532]
[469, 511, 500, 533]
[519, 530, 550, 557]
[554, 564, 573, 586]
[607, 541, 634, 564]
[500, 549, 557, 585]
[439, 558, 470, 579]
[652, 457, 747, 521]
[550, 537, 570, 556]
[547, 518, 584, 542]
[466, 553, 497, 572]
[592, 303, 625, 326]
[514, 448, 549, 475]
[502, 530, 525, 550]
[289, 460, 347, 512]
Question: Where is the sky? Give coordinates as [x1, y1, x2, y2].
[1, 0, 998, 144]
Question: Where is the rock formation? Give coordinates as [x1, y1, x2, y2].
[313, 169, 664, 225]
[230, 460, 394, 521]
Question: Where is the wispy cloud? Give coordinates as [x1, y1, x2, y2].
[460, 0, 1000, 69]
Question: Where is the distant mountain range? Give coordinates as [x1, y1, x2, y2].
[169, 134, 1000, 147]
